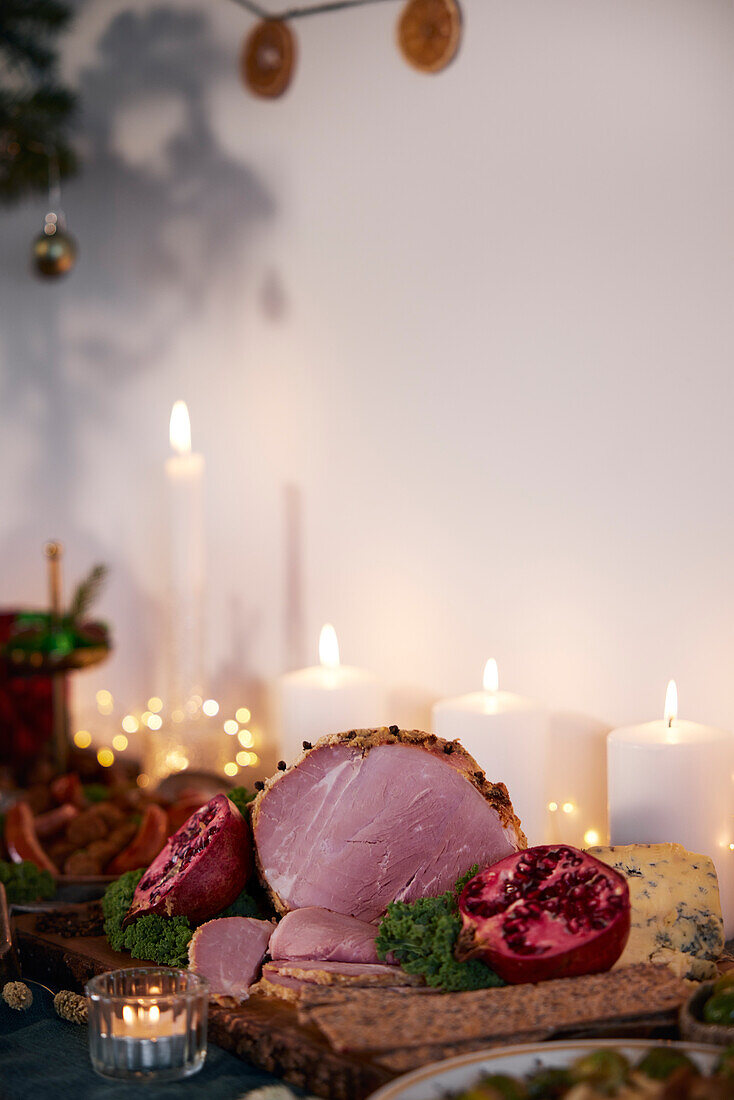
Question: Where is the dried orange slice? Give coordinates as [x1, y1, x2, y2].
[397, 0, 462, 74]
[241, 20, 296, 99]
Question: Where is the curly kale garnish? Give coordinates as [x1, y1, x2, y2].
[0, 859, 56, 905]
[102, 868, 192, 965]
[218, 888, 260, 918]
[102, 868, 143, 952]
[102, 869, 260, 965]
[375, 866, 502, 992]
[124, 914, 193, 967]
[227, 787, 256, 818]
[82, 783, 109, 804]
[453, 864, 479, 903]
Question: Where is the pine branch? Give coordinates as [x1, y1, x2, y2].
[0, 0, 72, 37]
[0, 0, 72, 73]
[0, 30, 54, 73]
[1, 0, 71, 26]
[1, 86, 76, 123]
[0, 0, 78, 203]
[67, 565, 108, 624]
[0, 86, 76, 201]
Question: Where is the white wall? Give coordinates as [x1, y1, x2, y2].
[2, 0, 734, 744]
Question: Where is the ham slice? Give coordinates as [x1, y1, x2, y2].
[188, 916, 273, 1001]
[253, 727, 526, 921]
[269, 906, 385, 965]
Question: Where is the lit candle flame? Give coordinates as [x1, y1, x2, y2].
[169, 400, 191, 455]
[319, 623, 340, 669]
[149, 1005, 160, 1024]
[122, 1005, 134, 1025]
[664, 679, 678, 728]
[483, 658, 499, 693]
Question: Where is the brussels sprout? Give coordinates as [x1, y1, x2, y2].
[636, 1048, 698, 1081]
[525, 1067, 572, 1099]
[704, 992, 734, 1026]
[461, 1087, 502, 1100]
[714, 1045, 734, 1079]
[570, 1050, 630, 1094]
[462, 1076, 526, 1100]
[713, 973, 734, 996]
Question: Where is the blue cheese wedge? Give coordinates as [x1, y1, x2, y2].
[588, 842, 724, 980]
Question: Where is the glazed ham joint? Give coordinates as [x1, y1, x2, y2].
[180, 727, 527, 998]
[112, 727, 680, 1003]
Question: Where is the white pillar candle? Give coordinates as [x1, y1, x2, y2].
[276, 624, 384, 764]
[432, 660, 551, 845]
[546, 712, 609, 849]
[165, 400, 205, 710]
[608, 680, 734, 936]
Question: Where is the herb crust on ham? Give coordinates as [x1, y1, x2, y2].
[252, 727, 527, 921]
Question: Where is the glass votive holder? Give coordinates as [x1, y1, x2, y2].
[86, 967, 208, 1082]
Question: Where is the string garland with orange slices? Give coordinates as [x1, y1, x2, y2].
[229, 0, 462, 97]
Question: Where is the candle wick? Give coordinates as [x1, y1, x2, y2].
[668, 716, 674, 729]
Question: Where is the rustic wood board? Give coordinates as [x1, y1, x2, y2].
[12, 913, 685, 1100]
[13, 913, 392, 1100]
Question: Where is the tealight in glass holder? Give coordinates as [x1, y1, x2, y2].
[86, 968, 208, 1082]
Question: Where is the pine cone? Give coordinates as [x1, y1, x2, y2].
[54, 989, 88, 1024]
[2, 981, 33, 1010]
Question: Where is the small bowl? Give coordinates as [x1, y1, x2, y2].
[679, 981, 734, 1046]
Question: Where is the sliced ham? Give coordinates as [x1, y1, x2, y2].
[263, 960, 424, 987]
[269, 906, 385, 965]
[253, 727, 526, 921]
[188, 916, 273, 1001]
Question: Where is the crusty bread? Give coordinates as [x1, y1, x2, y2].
[252, 960, 425, 1004]
[263, 960, 425, 987]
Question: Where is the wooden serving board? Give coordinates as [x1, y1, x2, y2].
[13, 912, 391, 1099]
[12, 912, 686, 1100]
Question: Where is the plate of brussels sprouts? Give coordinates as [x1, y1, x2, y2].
[368, 1040, 732, 1100]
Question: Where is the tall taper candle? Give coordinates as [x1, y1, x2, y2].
[165, 400, 205, 709]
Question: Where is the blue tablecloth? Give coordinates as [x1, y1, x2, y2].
[0, 991, 298, 1100]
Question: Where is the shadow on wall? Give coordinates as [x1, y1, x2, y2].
[0, 4, 274, 607]
[0, 6, 275, 686]
[0, 4, 274, 505]
[65, 6, 275, 374]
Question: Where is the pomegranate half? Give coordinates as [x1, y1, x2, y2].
[123, 794, 251, 927]
[456, 844, 630, 984]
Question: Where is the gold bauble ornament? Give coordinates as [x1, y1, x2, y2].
[32, 220, 77, 278]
